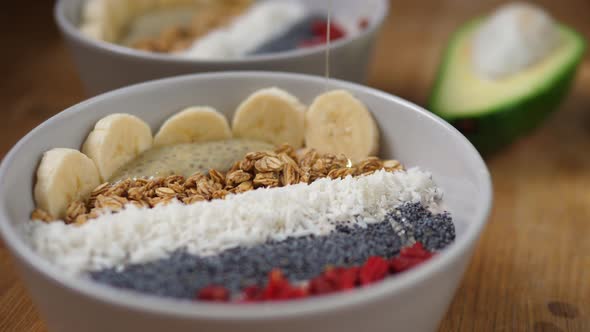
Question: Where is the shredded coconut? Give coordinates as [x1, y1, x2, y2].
[23, 169, 442, 275]
[180, 1, 307, 59]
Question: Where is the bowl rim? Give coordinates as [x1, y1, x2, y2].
[0, 71, 493, 320]
[54, 0, 390, 65]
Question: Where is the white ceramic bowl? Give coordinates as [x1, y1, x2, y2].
[0, 72, 492, 332]
[55, 0, 389, 96]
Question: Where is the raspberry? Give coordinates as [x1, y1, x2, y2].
[196, 285, 230, 302]
[359, 256, 389, 285]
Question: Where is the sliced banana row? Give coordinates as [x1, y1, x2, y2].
[147, 88, 379, 160]
[33, 88, 379, 220]
[233, 88, 306, 148]
[306, 90, 380, 162]
[80, 0, 216, 42]
[82, 113, 153, 181]
[34, 149, 101, 219]
[154, 107, 232, 147]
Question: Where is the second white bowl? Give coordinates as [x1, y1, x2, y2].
[55, 0, 389, 95]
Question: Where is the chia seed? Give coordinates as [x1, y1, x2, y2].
[90, 203, 455, 300]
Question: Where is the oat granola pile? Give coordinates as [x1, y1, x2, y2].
[32, 144, 403, 225]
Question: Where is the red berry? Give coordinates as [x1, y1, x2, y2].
[390, 256, 422, 273]
[309, 275, 337, 295]
[262, 269, 290, 299]
[323, 266, 359, 290]
[299, 20, 348, 49]
[338, 267, 360, 290]
[312, 20, 346, 40]
[390, 243, 435, 273]
[197, 285, 230, 302]
[359, 256, 389, 285]
[269, 269, 286, 285]
[359, 18, 369, 29]
[323, 266, 339, 281]
[400, 242, 433, 259]
[241, 285, 263, 302]
[311, 20, 326, 35]
[286, 287, 309, 300]
[249, 269, 310, 302]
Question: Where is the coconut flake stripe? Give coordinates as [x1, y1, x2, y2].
[24, 169, 442, 275]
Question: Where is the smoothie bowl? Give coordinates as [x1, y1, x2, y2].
[55, 0, 389, 95]
[0, 72, 492, 332]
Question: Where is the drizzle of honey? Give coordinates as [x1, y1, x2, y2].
[325, 0, 333, 89]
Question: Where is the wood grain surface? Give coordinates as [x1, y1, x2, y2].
[1, 1, 589, 331]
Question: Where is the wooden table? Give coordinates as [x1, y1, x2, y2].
[1, 1, 588, 331]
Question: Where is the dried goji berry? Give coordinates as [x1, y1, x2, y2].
[262, 269, 290, 299]
[311, 20, 346, 40]
[359, 256, 389, 285]
[309, 275, 337, 295]
[285, 287, 308, 300]
[241, 285, 263, 302]
[231, 243, 436, 303]
[197, 285, 230, 302]
[338, 267, 360, 290]
[249, 269, 310, 301]
[390, 256, 422, 273]
[400, 242, 433, 259]
[390, 243, 434, 273]
[359, 18, 370, 29]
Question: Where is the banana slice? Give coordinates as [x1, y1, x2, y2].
[232, 87, 306, 148]
[106, 0, 133, 41]
[305, 90, 380, 162]
[82, 0, 105, 23]
[79, 23, 104, 40]
[82, 114, 153, 181]
[81, 0, 115, 42]
[153, 106, 232, 146]
[80, 0, 106, 40]
[34, 149, 101, 219]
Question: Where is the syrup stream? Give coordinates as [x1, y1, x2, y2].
[324, 0, 333, 90]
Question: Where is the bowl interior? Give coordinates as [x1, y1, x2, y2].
[58, 0, 387, 60]
[0, 72, 491, 316]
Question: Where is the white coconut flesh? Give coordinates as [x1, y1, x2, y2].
[472, 2, 563, 80]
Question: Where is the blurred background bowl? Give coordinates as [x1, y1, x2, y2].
[0, 71, 492, 332]
[55, 0, 389, 96]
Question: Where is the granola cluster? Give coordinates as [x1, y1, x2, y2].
[132, 0, 253, 53]
[32, 144, 403, 225]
